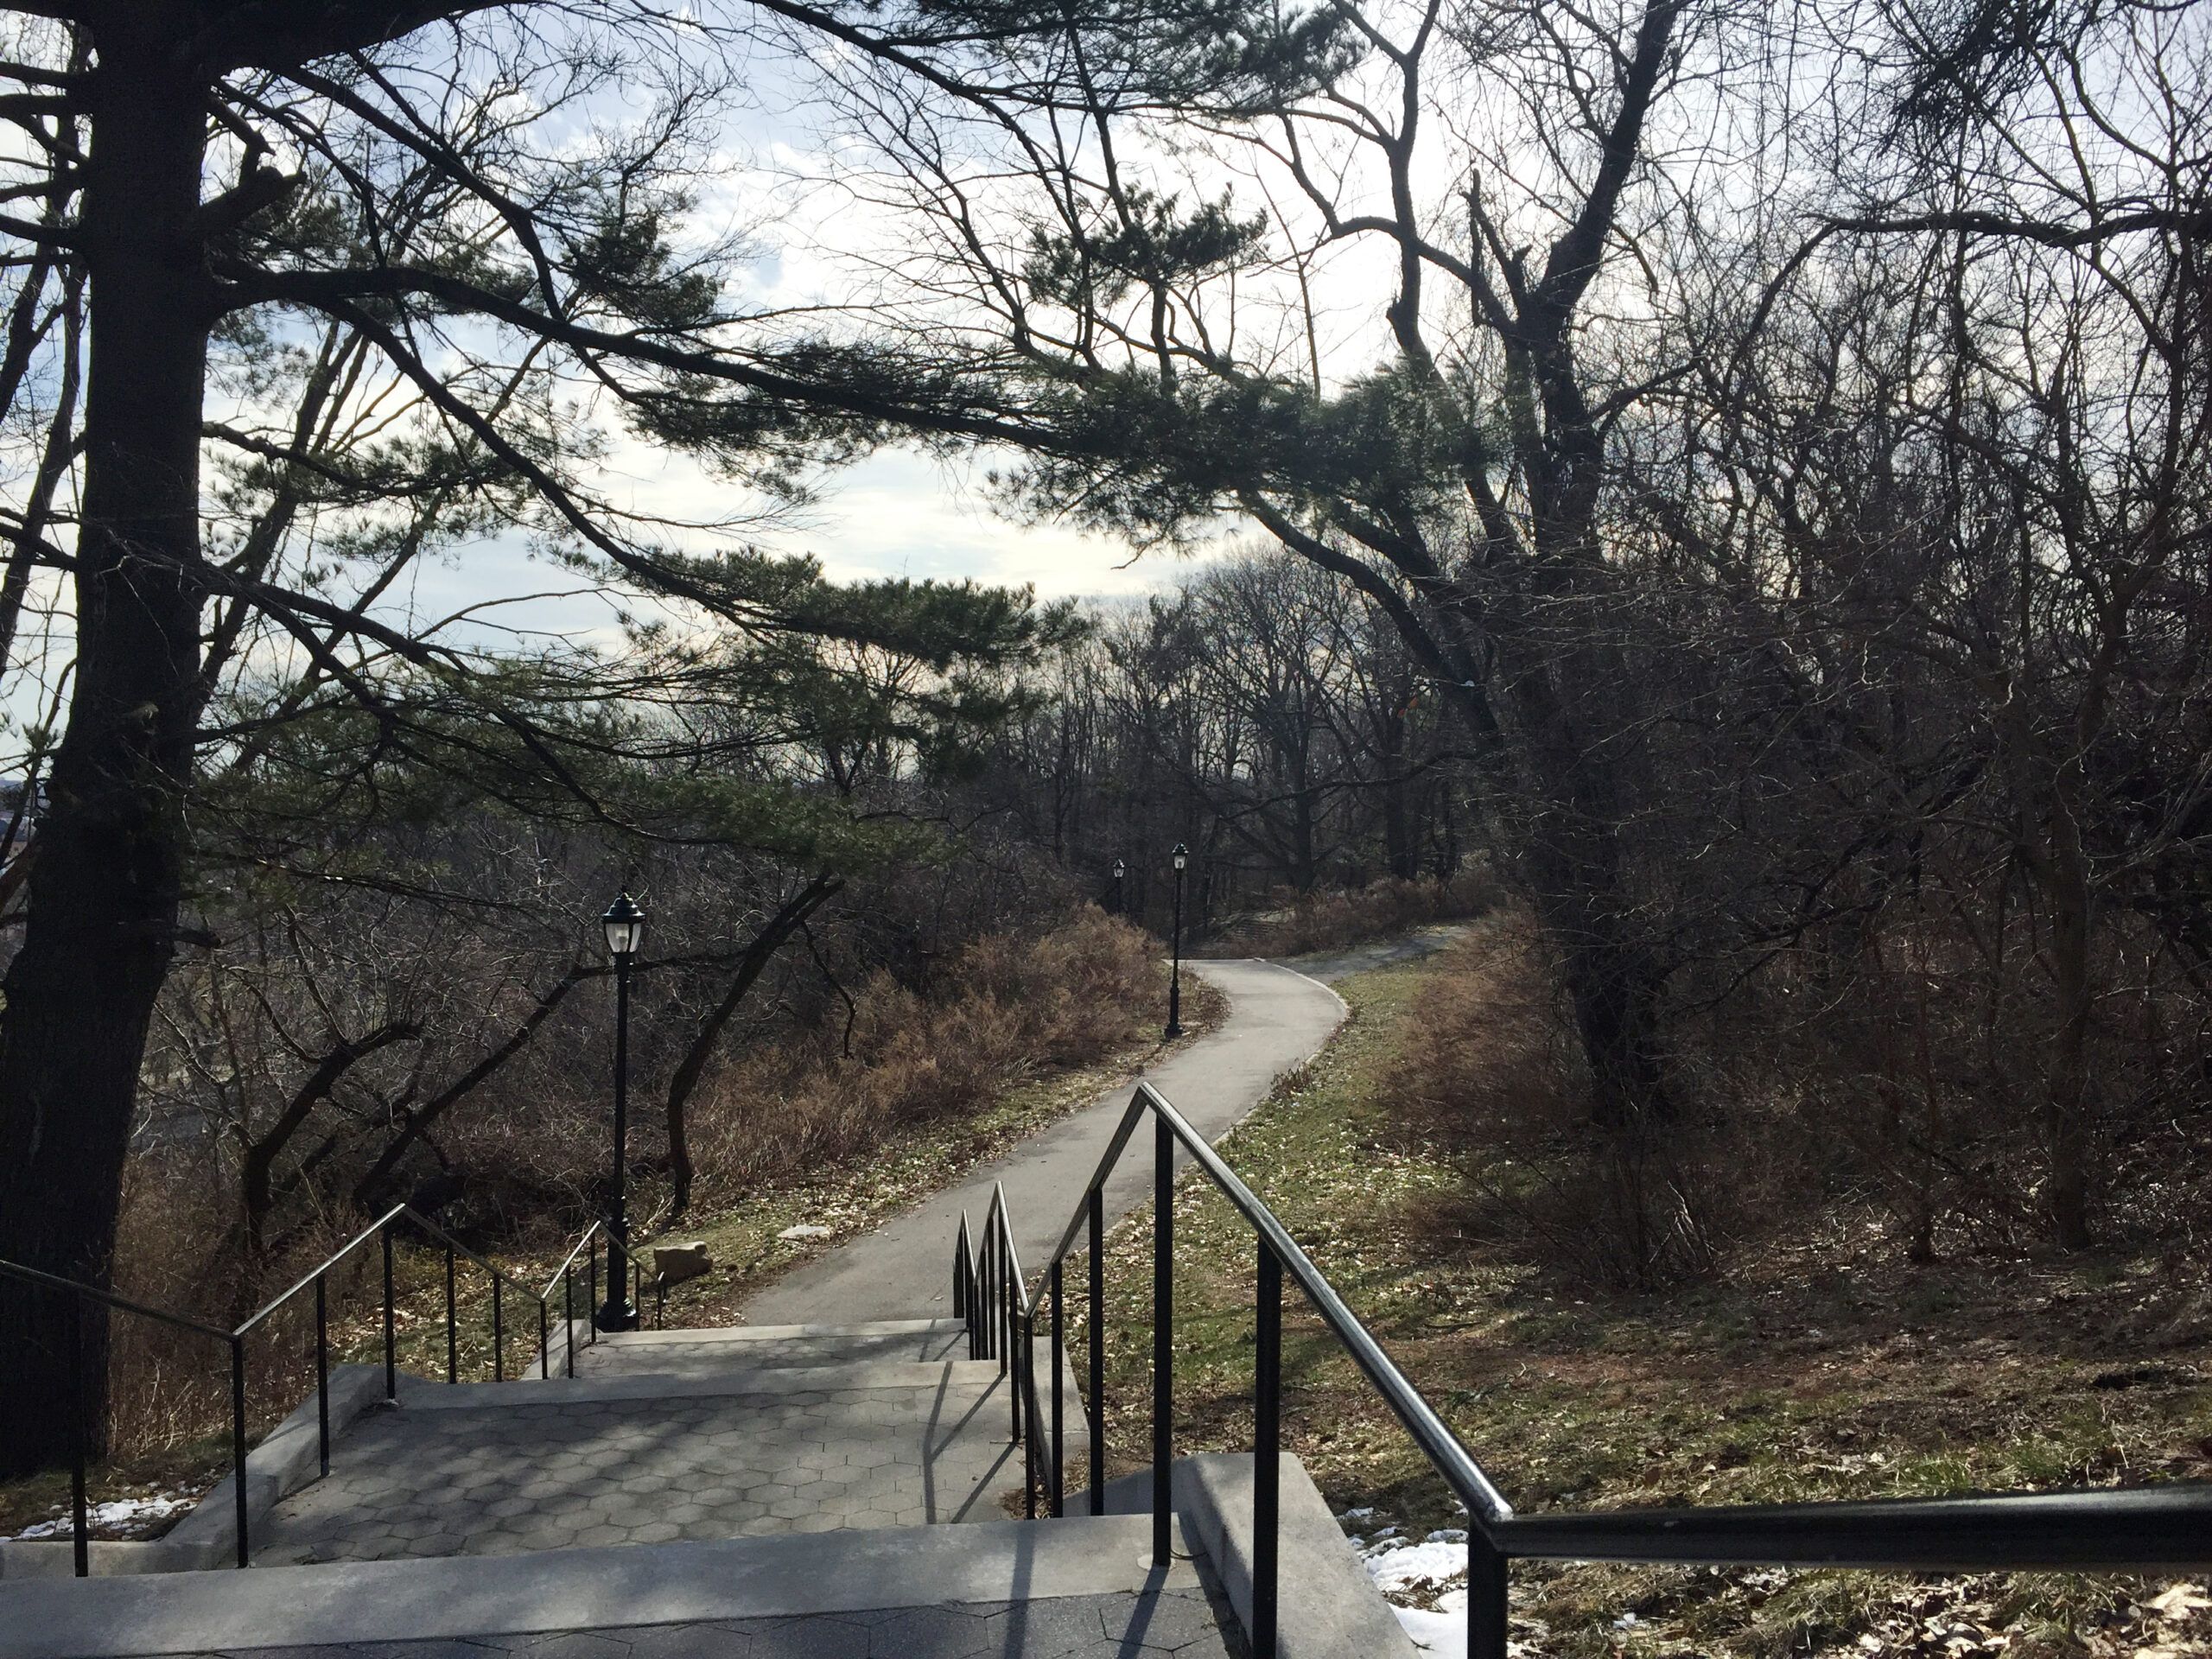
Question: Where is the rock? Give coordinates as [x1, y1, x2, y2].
[778, 1223, 832, 1241]
[652, 1241, 712, 1287]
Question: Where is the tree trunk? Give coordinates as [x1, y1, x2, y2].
[2042, 800, 2096, 1250]
[664, 876, 842, 1217]
[1379, 679, 1417, 881]
[0, 35, 211, 1477]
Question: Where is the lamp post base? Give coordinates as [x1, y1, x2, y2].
[594, 1299, 635, 1333]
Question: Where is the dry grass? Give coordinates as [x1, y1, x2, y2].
[677, 908, 1164, 1199]
[1380, 910, 1731, 1286]
[1208, 870, 1501, 959]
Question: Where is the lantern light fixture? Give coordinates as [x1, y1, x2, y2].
[601, 892, 645, 958]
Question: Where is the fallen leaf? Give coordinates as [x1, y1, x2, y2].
[2146, 1585, 2209, 1620]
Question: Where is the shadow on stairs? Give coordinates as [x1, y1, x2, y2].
[0, 1317, 1414, 1659]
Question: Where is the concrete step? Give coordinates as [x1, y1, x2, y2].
[575, 1317, 970, 1375]
[0, 1513, 1224, 1659]
[400, 1357, 1001, 1408]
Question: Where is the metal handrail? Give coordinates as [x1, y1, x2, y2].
[233, 1206, 407, 1338]
[540, 1219, 605, 1305]
[1494, 1483, 2210, 1570]
[1060, 1084, 1514, 1526]
[0, 1258, 232, 1342]
[0, 1201, 617, 1577]
[996, 1078, 2212, 1659]
[957, 1183, 1051, 1518]
[990, 1185, 1032, 1316]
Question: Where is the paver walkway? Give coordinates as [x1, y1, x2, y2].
[251, 1325, 1028, 1567]
[742, 960, 1346, 1327]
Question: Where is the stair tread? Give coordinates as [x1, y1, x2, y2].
[398, 1358, 1002, 1407]
[571, 1321, 970, 1376]
[605, 1318, 964, 1344]
[11, 1516, 1209, 1656]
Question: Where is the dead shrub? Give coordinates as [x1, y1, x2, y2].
[678, 906, 1158, 1205]
[1210, 869, 1502, 959]
[1382, 909, 1731, 1287]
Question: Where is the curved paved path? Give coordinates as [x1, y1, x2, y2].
[742, 959, 1348, 1325]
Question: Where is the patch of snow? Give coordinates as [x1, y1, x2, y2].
[1359, 1528, 1471, 1599]
[6, 1493, 193, 1541]
[1394, 1602, 1466, 1657]
[777, 1224, 832, 1241]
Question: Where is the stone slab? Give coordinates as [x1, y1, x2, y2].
[604, 1321, 962, 1345]
[0, 1514, 1205, 1657]
[213, 1586, 1243, 1659]
[1169, 1454, 1415, 1659]
[397, 1359, 999, 1408]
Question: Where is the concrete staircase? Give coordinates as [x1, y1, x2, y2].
[252, 1319, 1024, 1564]
[2, 1317, 1415, 1659]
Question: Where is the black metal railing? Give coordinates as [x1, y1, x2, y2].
[958, 1079, 2212, 1659]
[954, 1188, 1053, 1518]
[0, 1203, 650, 1576]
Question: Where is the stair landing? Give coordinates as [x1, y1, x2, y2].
[251, 1320, 1025, 1566]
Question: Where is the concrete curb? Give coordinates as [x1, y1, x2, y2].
[1173, 1453, 1418, 1659]
[1096, 1454, 1418, 1659]
[0, 1513, 1203, 1657]
[0, 1365, 393, 1580]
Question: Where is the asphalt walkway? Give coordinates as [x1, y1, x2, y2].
[741, 959, 1348, 1326]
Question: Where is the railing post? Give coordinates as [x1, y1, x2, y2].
[1009, 1250, 1023, 1446]
[588, 1246, 598, 1349]
[381, 1226, 397, 1403]
[997, 1215, 1009, 1369]
[538, 1296, 550, 1380]
[1088, 1185, 1104, 1516]
[1468, 1535, 1508, 1659]
[1152, 1112, 1173, 1567]
[982, 1212, 995, 1360]
[230, 1336, 250, 1568]
[1050, 1257, 1065, 1519]
[67, 1295, 87, 1579]
[1023, 1313, 1038, 1517]
[563, 1267, 576, 1377]
[1254, 1243, 1281, 1659]
[493, 1276, 504, 1382]
[443, 1243, 457, 1384]
[315, 1274, 331, 1478]
[952, 1215, 968, 1320]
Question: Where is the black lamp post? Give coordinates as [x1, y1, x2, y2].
[1112, 856, 1127, 916]
[597, 891, 645, 1332]
[1166, 843, 1188, 1038]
